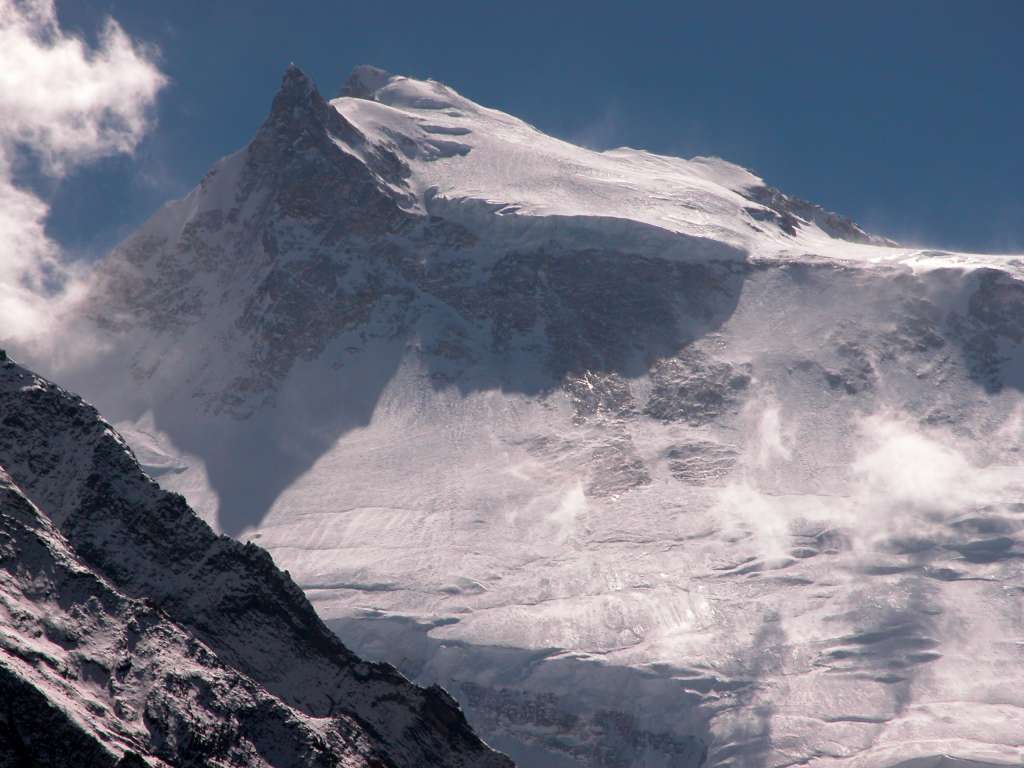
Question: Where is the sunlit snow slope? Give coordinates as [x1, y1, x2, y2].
[34, 65, 1024, 768]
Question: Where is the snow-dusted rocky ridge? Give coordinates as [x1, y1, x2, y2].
[0, 355, 511, 767]
[34, 65, 1024, 766]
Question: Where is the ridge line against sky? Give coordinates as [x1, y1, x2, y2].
[7, 0, 1024, 267]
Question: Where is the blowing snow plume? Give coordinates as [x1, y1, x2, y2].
[0, 0, 165, 358]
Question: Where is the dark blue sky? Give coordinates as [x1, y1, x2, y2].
[51, 1, 1023, 256]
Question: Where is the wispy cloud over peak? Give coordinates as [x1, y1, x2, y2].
[0, 0, 166, 348]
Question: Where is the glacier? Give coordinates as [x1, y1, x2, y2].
[18, 64, 1024, 767]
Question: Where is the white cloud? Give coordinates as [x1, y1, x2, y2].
[846, 413, 1015, 550]
[0, 0, 166, 347]
[753, 402, 792, 469]
[713, 399, 1022, 565]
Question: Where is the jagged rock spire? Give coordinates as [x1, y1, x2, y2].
[261, 63, 346, 140]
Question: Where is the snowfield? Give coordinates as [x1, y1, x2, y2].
[19, 64, 1024, 767]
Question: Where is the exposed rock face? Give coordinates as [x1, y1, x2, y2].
[0, 470, 385, 768]
[741, 183, 897, 246]
[645, 350, 753, 426]
[458, 683, 707, 768]
[665, 442, 739, 486]
[0, 357, 511, 768]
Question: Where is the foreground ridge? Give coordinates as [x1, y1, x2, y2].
[0, 353, 512, 767]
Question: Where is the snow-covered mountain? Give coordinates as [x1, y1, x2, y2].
[0, 354, 511, 767]
[29, 65, 1024, 767]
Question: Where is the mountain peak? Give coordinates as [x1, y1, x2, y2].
[283, 61, 311, 82]
[336, 65, 470, 113]
[270, 62, 321, 114]
[256, 61, 370, 155]
[339, 63, 395, 99]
